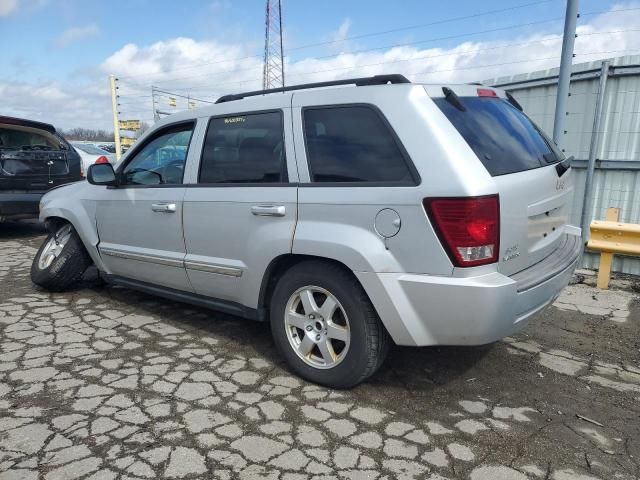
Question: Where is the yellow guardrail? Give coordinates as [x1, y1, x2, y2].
[587, 207, 640, 289]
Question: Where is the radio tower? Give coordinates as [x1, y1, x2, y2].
[262, 0, 285, 89]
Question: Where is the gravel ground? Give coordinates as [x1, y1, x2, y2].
[0, 221, 639, 480]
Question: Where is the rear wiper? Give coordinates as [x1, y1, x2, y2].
[506, 91, 523, 111]
[442, 87, 466, 112]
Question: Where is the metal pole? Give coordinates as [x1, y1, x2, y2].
[262, 1, 270, 90]
[580, 60, 610, 240]
[278, 0, 284, 87]
[152, 86, 159, 121]
[553, 0, 579, 146]
[109, 75, 122, 162]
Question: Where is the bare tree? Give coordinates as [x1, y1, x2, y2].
[61, 128, 114, 142]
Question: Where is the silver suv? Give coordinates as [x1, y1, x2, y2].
[32, 75, 581, 388]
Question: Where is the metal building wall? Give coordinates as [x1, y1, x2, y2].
[485, 55, 640, 275]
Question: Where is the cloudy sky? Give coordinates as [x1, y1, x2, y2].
[1, 0, 640, 130]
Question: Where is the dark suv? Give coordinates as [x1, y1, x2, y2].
[0, 116, 83, 221]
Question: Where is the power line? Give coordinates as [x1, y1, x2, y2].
[410, 48, 640, 79]
[286, 0, 555, 51]
[117, 47, 640, 113]
[126, 16, 567, 89]
[114, 4, 640, 86]
[580, 6, 640, 18]
[162, 36, 565, 93]
[116, 0, 561, 82]
[151, 87, 215, 104]
[133, 29, 640, 96]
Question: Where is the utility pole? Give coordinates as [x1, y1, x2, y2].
[109, 75, 122, 162]
[553, 0, 579, 147]
[262, 0, 285, 89]
[151, 86, 160, 121]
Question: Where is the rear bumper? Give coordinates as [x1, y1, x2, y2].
[0, 191, 44, 219]
[356, 231, 582, 347]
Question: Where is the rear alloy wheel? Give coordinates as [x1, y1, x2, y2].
[271, 261, 390, 388]
[31, 223, 92, 291]
[284, 286, 351, 369]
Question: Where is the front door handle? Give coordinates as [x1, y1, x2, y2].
[151, 203, 176, 213]
[251, 205, 286, 217]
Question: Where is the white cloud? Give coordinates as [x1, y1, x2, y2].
[0, 0, 47, 16]
[330, 18, 352, 53]
[0, 0, 18, 16]
[54, 23, 100, 48]
[0, 80, 110, 130]
[3, 3, 640, 131]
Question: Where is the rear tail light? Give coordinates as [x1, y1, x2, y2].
[423, 195, 500, 267]
[95, 156, 110, 164]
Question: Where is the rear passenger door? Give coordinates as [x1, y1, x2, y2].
[182, 107, 298, 315]
[291, 90, 424, 274]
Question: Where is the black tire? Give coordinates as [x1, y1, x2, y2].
[31, 223, 92, 292]
[270, 260, 390, 389]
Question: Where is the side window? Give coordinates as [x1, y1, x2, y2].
[121, 123, 194, 186]
[199, 111, 287, 184]
[303, 106, 415, 184]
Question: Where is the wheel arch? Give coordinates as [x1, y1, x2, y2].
[43, 215, 70, 233]
[258, 254, 370, 317]
[39, 207, 103, 271]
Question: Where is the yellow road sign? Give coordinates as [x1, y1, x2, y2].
[119, 120, 141, 131]
[120, 137, 136, 147]
[169, 97, 177, 107]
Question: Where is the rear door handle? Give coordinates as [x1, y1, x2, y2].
[151, 203, 176, 213]
[251, 205, 286, 217]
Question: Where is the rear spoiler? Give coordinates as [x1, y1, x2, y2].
[0, 116, 56, 134]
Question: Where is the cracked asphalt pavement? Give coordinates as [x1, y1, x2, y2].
[1, 221, 639, 480]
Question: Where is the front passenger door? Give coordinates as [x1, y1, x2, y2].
[96, 122, 195, 292]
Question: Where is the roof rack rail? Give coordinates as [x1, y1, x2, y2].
[215, 74, 410, 104]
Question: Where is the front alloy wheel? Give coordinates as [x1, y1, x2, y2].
[37, 224, 72, 270]
[31, 222, 92, 292]
[284, 286, 350, 369]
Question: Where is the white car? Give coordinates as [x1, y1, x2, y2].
[71, 143, 116, 174]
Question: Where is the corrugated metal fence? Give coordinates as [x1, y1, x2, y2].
[485, 55, 640, 275]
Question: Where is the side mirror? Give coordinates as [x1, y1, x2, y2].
[87, 163, 117, 186]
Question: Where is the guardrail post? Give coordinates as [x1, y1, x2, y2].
[596, 207, 619, 289]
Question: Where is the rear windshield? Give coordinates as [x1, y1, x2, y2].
[433, 96, 563, 176]
[0, 127, 63, 151]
